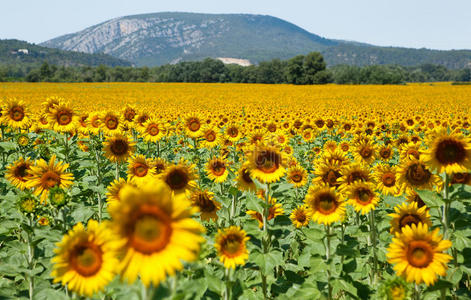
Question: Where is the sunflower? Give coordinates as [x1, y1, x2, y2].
[235, 162, 257, 192]
[287, 165, 308, 187]
[377, 277, 410, 300]
[353, 139, 377, 165]
[51, 219, 122, 297]
[324, 140, 337, 152]
[122, 105, 137, 123]
[304, 184, 346, 225]
[405, 191, 427, 208]
[313, 160, 343, 188]
[190, 190, 221, 221]
[151, 158, 168, 175]
[373, 164, 400, 196]
[389, 202, 431, 235]
[101, 112, 123, 136]
[127, 155, 156, 184]
[160, 159, 198, 198]
[5, 157, 33, 190]
[26, 155, 74, 203]
[225, 123, 243, 142]
[184, 114, 203, 138]
[106, 178, 137, 209]
[103, 133, 136, 163]
[337, 163, 373, 191]
[247, 144, 286, 183]
[399, 142, 422, 161]
[386, 223, 452, 286]
[246, 196, 284, 228]
[141, 117, 165, 143]
[200, 126, 221, 148]
[108, 181, 204, 286]
[423, 128, 471, 174]
[41, 96, 62, 114]
[347, 181, 379, 215]
[451, 172, 471, 185]
[290, 205, 312, 228]
[397, 157, 441, 195]
[0, 99, 31, 129]
[48, 103, 80, 133]
[247, 129, 266, 145]
[214, 226, 250, 269]
[87, 112, 103, 135]
[206, 157, 229, 183]
[378, 145, 394, 161]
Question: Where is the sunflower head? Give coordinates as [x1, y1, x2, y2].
[206, 157, 229, 183]
[388, 202, 431, 235]
[51, 220, 122, 296]
[290, 205, 312, 228]
[235, 162, 257, 192]
[109, 181, 204, 286]
[387, 223, 452, 286]
[304, 184, 346, 225]
[103, 133, 136, 163]
[423, 128, 471, 174]
[214, 226, 250, 269]
[397, 157, 441, 194]
[190, 190, 221, 221]
[247, 144, 286, 183]
[18, 194, 38, 214]
[347, 181, 379, 215]
[5, 157, 33, 190]
[160, 160, 198, 198]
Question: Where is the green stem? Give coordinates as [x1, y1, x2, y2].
[442, 173, 450, 240]
[115, 162, 120, 180]
[26, 215, 34, 300]
[261, 183, 271, 300]
[369, 210, 378, 284]
[325, 224, 332, 300]
[230, 193, 237, 224]
[415, 283, 421, 300]
[224, 268, 231, 300]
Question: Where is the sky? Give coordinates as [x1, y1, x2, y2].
[1, 0, 470, 50]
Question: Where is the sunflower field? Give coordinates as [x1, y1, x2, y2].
[1, 82, 471, 300]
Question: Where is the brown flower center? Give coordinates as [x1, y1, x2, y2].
[380, 147, 392, 159]
[241, 168, 253, 184]
[147, 124, 160, 136]
[129, 205, 172, 254]
[133, 163, 148, 177]
[210, 161, 226, 176]
[221, 234, 243, 257]
[188, 118, 201, 132]
[57, 110, 72, 126]
[124, 109, 136, 122]
[405, 163, 431, 186]
[228, 127, 239, 137]
[382, 173, 396, 187]
[110, 139, 129, 156]
[316, 192, 338, 215]
[105, 116, 119, 130]
[355, 187, 373, 205]
[399, 214, 422, 230]
[70, 242, 103, 277]
[165, 169, 189, 190]
[359, 146, 373, 159]
[255, 150, 281, 174]
[41, 171, 61, 188]
[435, 138, 466, 165]
[407, 240, 433, 268]
[205, 131, 216, 142]
[197, 193, 216, 213]
[14, 163, 29, 180]
[10, 106, 25, 122]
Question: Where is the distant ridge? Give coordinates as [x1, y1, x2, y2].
[0, 39, 131, 67]
[41, 12, 471, 69]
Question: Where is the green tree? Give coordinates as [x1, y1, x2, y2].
[303, 52, 326, 84]
[285, 55, 305, 85]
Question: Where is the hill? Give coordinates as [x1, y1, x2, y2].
[1, 39, 131, 67]
[36, 12, 471, 69]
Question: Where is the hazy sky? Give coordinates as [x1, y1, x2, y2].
[1, 0, 470, 50]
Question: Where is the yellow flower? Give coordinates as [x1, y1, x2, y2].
[397, 157, 441, 194]
[127, 155, 156, 184]
[373, 164, 400, 196]
[388, 202, 431, 235]
[235, 162, 257, 192]
[51, 220, 122, 297]
[304, 184, 346, 225]
[190, 189, 221, 221]
[5, 157, 33, 190]
[206, 157, 229, 183]
[387, 223, 452, 286]
[159, 159, 198, 198]
[0, 99, 31, 129]
[103, 133, 136, 163]
[286, 165, 308, 187]
[214, 226, 250, 269]
[106, 178, 137, 209]
[141, 117, 165, 142]
[347, 181, 379, 215]
[290, 205, 312, 228]
[26, 155, 74, 203]
[423, 128, 471, 174]
[109, 181, 204, 286]
[247, 144, 286, 183]
[48, 103, 80, 133]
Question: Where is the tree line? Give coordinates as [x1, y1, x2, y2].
[1, 52, 470, 84]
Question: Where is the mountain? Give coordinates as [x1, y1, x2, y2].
[41, 12, 471, 69]
[0, 39, 131, 67]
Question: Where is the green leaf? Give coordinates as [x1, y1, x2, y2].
[291, 282, 321, 298]
[303, 227, 325, 241]
[416, 190, 443, 207]
[251, 250, 284, 275]
[452, 229, 471, 251]
[332, 279, 358, 298]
